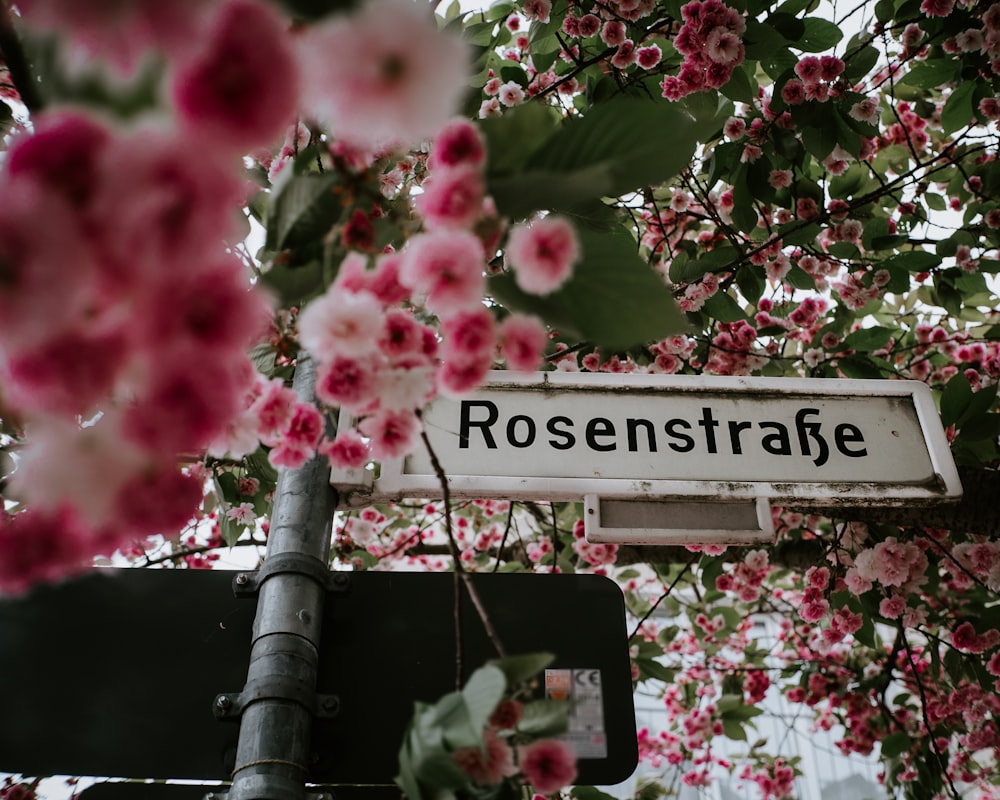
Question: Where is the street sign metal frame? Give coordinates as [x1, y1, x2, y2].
[334, 371, 962, 510]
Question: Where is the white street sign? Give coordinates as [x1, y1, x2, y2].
[333, 371, 961, 542]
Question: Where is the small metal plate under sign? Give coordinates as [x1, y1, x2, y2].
[546, 668, 608, 759]
[584, 494, 775, 545]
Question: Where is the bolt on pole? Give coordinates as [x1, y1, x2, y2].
[228, 356, 338, 800]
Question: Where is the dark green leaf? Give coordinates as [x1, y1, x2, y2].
[801, 124, 838, 161]
[703, 291, 748, 322]
[736, 264, 766, 303]
[940, 372, 973, 428]
[843, 326, 894, 351]
[266, 173, 342, 252]
[901, 60, 960, 89]
[722, 719, 748, 741]
[941, 81, 976, 135]
[490, 97, 724, 218]
[797, 18, 843, 51]
[572, 787, 620, 800]
[837, 355, 885, 379]
[720, 62, 758, 104]
[481, 102, 562, 175]
[881, 731, 912, 758]
[844, 45, 879, 82]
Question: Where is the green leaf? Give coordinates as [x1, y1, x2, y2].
[720, 62, 757, 104]
[481, 102, 562, 175]
[883, 251, 942, 272]
[572, 787, 620, 800]
[881, 731, 912, 758]
[702, 291, 748, 322]
[490, 97, 723, 218]
[259, 259, 326, 308]
[491, 224, 686, 350]
[941, 81, 977, 135]
[489, 652, 555, 685]
[901, 60, 959, 89]
[843, 326, 894, 351]
[844, 45, 879, 82]
[722, 719, 748, 741]
[266, 173, 342, 252]
[940, 372, 973, 428]
[796, 18, 843, 52]
[461, 665, 506, 734]
[800, 124, 838, 161]
[736, 264, 766, 304]
[517, 699, 571, 737]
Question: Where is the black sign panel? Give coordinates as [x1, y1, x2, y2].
[0, 570, 636, 786]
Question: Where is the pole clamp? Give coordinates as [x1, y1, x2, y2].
[232, 555, 351, 596]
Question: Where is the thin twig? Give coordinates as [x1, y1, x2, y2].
[419, 420, 508, 670]
[629, 553, 698, 639]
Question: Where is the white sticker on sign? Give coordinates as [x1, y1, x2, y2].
[545, 668, 608, 759]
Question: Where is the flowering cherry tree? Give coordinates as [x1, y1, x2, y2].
[1, 0, 1000, 797]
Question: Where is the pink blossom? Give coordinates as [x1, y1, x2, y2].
[489, 698, 524, 730]
[519, 739, 577, 794]
[637, 45, 663, 69]
[438, 356, 493, 397]
[723, 117, 746, 139]
[320, 429, 371, 469]
[269, 402, 325, 469]
[849, 97, 879, 124]
[5, 109, 109, 206]
[499, 314, 548, 371]
[298, 289, 384, 361]
[140, 255, 272, 353]
[400, 230, 486, 314]
[706, 29, 743, 64]
[15, 0, 211, 75]
[452, 730, 515, 785]
[781, 79, 806, 105]
[441, 307, 497, 363]
[920, 0, 955, 16]
[10, 415, 146, 531]
[415, 165, 485, 230]
[577, 14, 601, 37]
[4, 326, 131, 418]
[430, 119, 487, 169]
[499, 81, 526, 107]
[316, 355, 382, 411]
[0, 506, 91, 595]
[91, 127, 244, 282]
[251, 378, 300, 445]
[299, 0, 470, 146]
[125, 353, 250, 454]
[114, 462, 204, 540]
[380, 309, 430, 358]
[358, 408, 422, 459]
[601, 20, 627, 46]
[172, 0, 298, 151]
[611, 40, 637, 68]
[951, 621, 989, 653]
[879, 595, 906, 618]
[521, 0, 552, 23]
[794, 56, 823, 84]
[507, 216, 580, 295]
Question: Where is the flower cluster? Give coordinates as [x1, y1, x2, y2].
[398, 658, 578, 800]
[660, 0, 746, 100]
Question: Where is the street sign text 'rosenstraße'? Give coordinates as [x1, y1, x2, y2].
[334, 372, 962, 543]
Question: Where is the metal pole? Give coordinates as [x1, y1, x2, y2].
[226, 356, 337, 800]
